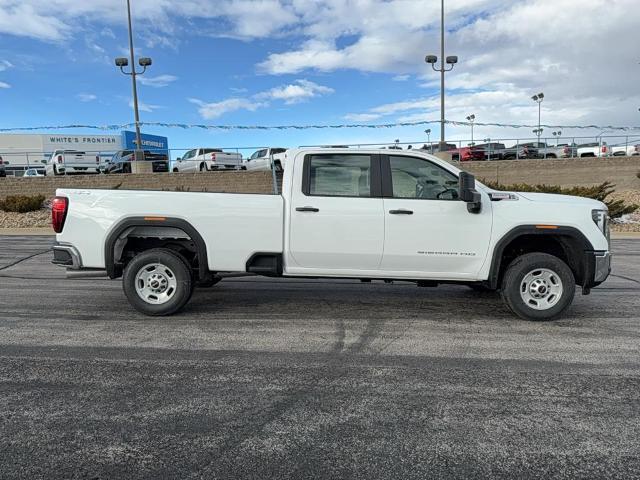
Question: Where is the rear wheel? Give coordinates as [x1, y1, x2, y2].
[123, 248, 194, 316]
[200, 163, 207, 172]
[500, 253, 575, 321]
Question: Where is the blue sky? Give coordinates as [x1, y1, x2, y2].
[1, 0, 639, 153]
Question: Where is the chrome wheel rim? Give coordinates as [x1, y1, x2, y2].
[520, 268, 563, 311]
[135, 263, 177, 305]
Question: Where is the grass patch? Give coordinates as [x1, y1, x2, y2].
[0, 195, 46, 213]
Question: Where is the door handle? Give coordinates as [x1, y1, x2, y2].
[296, 206, 320, 212]
[389, 209, 413, 215]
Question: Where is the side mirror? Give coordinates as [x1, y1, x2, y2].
[176, 157, 182, 161]
[459, 172, 482, 214]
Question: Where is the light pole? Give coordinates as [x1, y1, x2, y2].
[425, 0, 458, 151]
[466, 114, 475, 146]
[115, 0, 152, 162]
[531, 92, 544, 143]
[552, 130, 562, 146]
[483, 137, 491, 160]
[425, 129, 431, 152]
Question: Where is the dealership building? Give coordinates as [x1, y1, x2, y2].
[0, 131, 169, 173]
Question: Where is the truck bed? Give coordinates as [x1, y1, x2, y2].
[56, 189, 284, 272]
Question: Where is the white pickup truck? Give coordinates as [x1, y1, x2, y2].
[45, 149, 101, 176]
[244, 147, 288, 171]
[52, 148, 611, 320]
[172, 148, 244, 172]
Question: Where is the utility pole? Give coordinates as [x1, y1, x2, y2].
[115, 0, 152, 163]
[425, 0, 458, 150]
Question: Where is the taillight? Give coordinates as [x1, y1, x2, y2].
[635, 145, 640, 152]
[601, 146, 608, 153]
[96, 155, 100, 164]
[563, 146, 569, 154]
[57, 155, 63, 164]
[51, 196, 68, 233]
[210, 153, 216, 161]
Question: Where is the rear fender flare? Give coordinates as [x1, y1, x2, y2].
[105, 217, 209, 280]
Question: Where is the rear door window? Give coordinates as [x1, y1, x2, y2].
[304, 154, 372, 197]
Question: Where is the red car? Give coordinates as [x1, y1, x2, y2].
[450, 145, 486, 162]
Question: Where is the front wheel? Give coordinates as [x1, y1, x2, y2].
[123, 248, 194, 316]
[500, 253, 575, 321]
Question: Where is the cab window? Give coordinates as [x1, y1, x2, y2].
[389, 156, 459, 200]
[304, 154, 372, 197]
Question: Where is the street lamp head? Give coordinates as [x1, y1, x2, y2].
[538, 92, 544, 99]
[138, 57, 152, 67]
[115, 57, 129, 67]
[425, 129, 431, 134]
[466, 114, 475, 121]
[445, 55, 458, 64]
[425, 55, 438, 64]
[532, 94, 538, 101]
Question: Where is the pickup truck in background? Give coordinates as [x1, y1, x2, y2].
[244, 147, 288, 171]
[610, 143, 640, 156]
[52, 148, 611, 321]
[450, 145, 485, 162]
[577, 142, 610, 157]
[45, 150, 101, 176]
[104, 150, 169, 174]
[500, 144, 538, 160]
[172, 148, 244, 172]
[474, 143, 506, 161]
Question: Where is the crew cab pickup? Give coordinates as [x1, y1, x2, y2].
[52, 148, 611, 320]
[173, 148, 243, 172]
[244, 147, 288, 171]
[45, 150, 101, 176]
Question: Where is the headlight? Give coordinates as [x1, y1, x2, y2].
[592, 209, 610, 244]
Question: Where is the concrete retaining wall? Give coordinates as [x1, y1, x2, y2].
[461, 156, 640, 189]
[0, 171, 275, 200]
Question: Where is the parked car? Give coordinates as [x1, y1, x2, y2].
[23, 168, 44, 178]
[501, 144, 538, 160]
[0, 155, 5, 177]
[474, 143, 506, 161]
[577, 142, 611, 158]
[244, 147, 288, 171]
[610, 143, 640, 156]
[44, 150, 101, 176]
[450, 145, 485, 162]
[104, 150, 169, 174]
[173, 148, 244, 172]
[52, 148, 610, 321]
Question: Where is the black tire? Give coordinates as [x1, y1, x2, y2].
[200, 163, 206, 172]
[500, 253, 575, 321]
[467, 283, 494, 293]
[53, 165, 59, 176]
[122, 248, 194, 316]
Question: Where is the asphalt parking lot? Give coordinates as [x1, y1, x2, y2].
[1, 235, 639, 479]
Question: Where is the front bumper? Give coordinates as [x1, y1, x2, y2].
[583, 250, 611, 291]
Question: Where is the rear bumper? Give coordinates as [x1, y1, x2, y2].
[52, 243, 82, 269]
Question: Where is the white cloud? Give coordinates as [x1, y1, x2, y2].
[138, 75, 178, 88]
[258, 79, 333, 104]
[0, 60, 13, 72]
[188, 97, 265, 119]
[343, 113, 383, 122]
[77, 93, 97, 102]
[191, 79, 333, 118]
[392, 74, 409, 81]
[129, 99, 162, 113]
[0, 81, 10, 89]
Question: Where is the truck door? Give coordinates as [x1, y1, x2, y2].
[380, 154, 492, 278]
[288, 153, 385, 272]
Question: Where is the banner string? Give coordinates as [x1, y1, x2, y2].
[1, 120, 640, 132]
